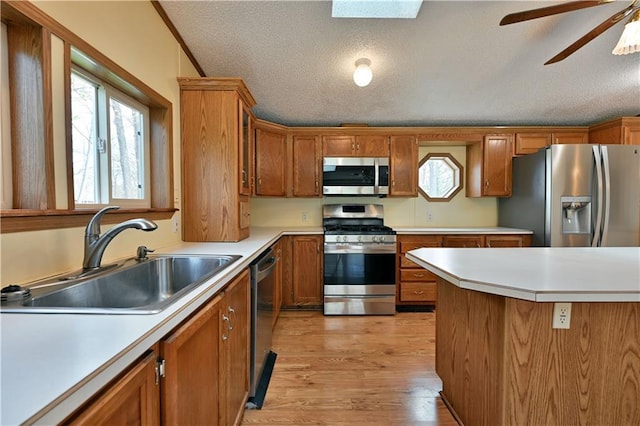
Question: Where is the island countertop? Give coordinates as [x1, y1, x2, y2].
[406, 247, 640, 302]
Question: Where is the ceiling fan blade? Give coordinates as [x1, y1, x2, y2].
[500, 1, 610, 26]
[545, 4, 638, 64]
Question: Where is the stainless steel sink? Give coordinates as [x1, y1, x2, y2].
[0, 255, 241, 314]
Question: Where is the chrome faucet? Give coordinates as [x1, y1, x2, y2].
[83, 206, 158, 270]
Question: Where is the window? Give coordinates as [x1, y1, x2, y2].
[71, 68, 150, 208]
[418, 153, 463, 202]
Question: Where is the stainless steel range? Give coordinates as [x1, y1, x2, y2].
[323, 204, 396, 315]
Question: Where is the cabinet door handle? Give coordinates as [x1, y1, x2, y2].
[485, 180, 489, 187]
[413, 273, 424, 278]
[227, 307, 235, 331]
[242, 169, 247, 184]
[413, 290, 424, 295]
[351, 143, 355, 151]
[356, 142, 360, 150]
[222, 314, 230, 339]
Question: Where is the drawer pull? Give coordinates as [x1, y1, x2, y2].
[413, 273, 424, 278]
[413, 290, 425, 295]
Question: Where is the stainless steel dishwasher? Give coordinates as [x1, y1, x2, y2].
[247, 247, 277, 408]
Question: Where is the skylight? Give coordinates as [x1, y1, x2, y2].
[332, 0, 423, 19]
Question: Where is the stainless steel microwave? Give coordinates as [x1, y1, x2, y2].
[322, 157, 389, 196]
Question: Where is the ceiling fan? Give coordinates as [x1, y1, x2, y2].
[500, 0, 640, 65]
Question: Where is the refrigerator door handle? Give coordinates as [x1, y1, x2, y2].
[592, 146, 604, 247]
[600, 146, 612, 246]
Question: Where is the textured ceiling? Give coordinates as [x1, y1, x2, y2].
[159, 1, 640, 127]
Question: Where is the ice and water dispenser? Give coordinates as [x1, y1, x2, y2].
[561, 196, 592, 235]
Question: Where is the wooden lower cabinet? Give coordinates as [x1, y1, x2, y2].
[397, 235, 442, 306]
[64, 351, 160, 425]
[67, 270, 250, 426]
[281, 235, 323, 309]
[485, 234, 532, 247]
[219, 270, 250, 426]
[443, 235, 484, 248]
[397, 234, 532, 307]
[161, 294, 223, 426]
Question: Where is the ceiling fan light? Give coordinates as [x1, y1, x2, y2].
[613, 9, 640, 55]
[353, 58, 373, 87]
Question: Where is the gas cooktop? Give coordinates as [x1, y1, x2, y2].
[323, 224, 395, 235]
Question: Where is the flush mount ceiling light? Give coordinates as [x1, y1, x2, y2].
[613, 9, 640, 55]
[332, 0, 423, 19]
[353, 58, 373, 87]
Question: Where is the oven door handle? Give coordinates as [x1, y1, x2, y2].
[324, 243, 397, 254]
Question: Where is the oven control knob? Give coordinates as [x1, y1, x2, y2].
[357, 235, 363, 243]
[372, 236, 379, 243]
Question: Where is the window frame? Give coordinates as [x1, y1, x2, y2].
[1, 21, 12, 209]
[418, 152, 464, 202]
[0, 1, 175, 233]
[70, 66, 151, 209]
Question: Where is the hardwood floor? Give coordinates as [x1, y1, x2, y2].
[242, 311, 457, 426]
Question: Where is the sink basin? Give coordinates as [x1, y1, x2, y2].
[0, 255, 241, 314]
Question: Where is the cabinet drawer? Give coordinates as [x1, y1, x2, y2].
[400, 282, 437, 302]
[400, 256, 423, 268]
[401, 268, 437, 282]
[399, 237, 442, 253]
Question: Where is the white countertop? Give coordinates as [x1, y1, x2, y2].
[407, 247, 640, 302]
[394, 226, 532, 234]
[0, 227, 320, 426]
[0, 225, 539, 424]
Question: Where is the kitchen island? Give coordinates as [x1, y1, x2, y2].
[407, 247, 640, 426]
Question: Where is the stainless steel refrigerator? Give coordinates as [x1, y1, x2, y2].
[499, 144, 640, 247]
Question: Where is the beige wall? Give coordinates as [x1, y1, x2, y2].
[0, 1, 199, 285]
[251, 146, 498, 227]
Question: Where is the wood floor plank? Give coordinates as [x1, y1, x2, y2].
[241, 311, 457, 426]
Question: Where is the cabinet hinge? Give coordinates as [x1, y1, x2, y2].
[155, 358, 166, 384]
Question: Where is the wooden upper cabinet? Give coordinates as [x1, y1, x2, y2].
[467, 134, 513, 197]
[292, 135, 322, 197]
[355, 135, 390, 156]
[322, 135, 355, 156]
[240, 106, 252, 195]
[255, 128, 287, 196]
[589, 117, 640, 145]
[515, 131, 588, 155]
[514, 133, 551, 155]
[552, 131, 588, 145]
[389, 135, 418, 197]
[322, 135, 389, 156]
[179, 78, 256, 242]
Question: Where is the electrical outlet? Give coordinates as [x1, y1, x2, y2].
[301, 211, 308, 222]
[172, 216, 179, 233]
[427, 211, 433, 222]
[552, 302, 572, 329]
